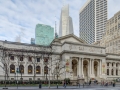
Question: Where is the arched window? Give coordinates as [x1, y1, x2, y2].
[116, 69, 118, 76]
[111, 69, 114, 75]
[10, 64, 15, 73]
[107, 69, 109, 75]
[19, 65, 24, 73]
[28, 65, 32, 74]
[44, 66, 48, 74]
[36, 66, 40, 74]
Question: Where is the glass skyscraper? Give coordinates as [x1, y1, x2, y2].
[59, 5, 74, 37]
[35, 24, 54, 46]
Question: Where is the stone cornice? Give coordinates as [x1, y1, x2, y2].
[0, 40, 49, 47]
[106, 57, 120, 60]
[52, 52, 61, 55]
[61, 50, 106, 57]
[62, 41, 106, 49]
[51, 43, 62, 46]
[106, 53, 120, 56]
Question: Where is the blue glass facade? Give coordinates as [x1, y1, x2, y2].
[35, 24, 54, 46]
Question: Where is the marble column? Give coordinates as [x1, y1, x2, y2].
[79, 58, 81, 77]
[77, 59, 79, 76]
[118, 63, 120, 75]
[114, 63, 116, 76]
[42, 66, 44, 76]
[89, 59, 91, 75]
[91, 59, 94, 75]
[81, 58, 83, 77]
[114, 69, 116, 76]
[70, 57, 72, 72]
[109, 63, 112, 76]
[99, 60, 102, 75]
[97, 64, 100, 76]
[109, 69, 111, 76]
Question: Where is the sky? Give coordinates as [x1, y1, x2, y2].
[0, 0, 120, 43]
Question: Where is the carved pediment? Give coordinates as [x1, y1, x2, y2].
[51, 34, 87, 45]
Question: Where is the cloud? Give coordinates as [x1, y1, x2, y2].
[0, 0, 120, 43]
[108, 0, 120, 19]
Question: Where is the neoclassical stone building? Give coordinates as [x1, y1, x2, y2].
[0, 34, 120, 82]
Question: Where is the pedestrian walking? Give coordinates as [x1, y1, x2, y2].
[103, 81, 104, 86]
[78, 82, 80, 88]
[101, 81, 103, 86]
[113, 81, 115, 87]
[63, 82, 65, 87]
[39, 80, 42, 89]
[83, 83, 84, 88]
[89, 80, 91, 85]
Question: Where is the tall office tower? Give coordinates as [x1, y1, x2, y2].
[59, 5, 74, 37]
[35, 24, 54, 46]
[31, 38, 35, 45]
[79, 0, 107, 44]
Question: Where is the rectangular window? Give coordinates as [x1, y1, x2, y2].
[10, 56, 14, 60]
[115, 17, 117, 23]
[37, 78, 40, 80]
[44, 58, 48, 62]
[115, 26, 117, 30]
[118, 15, 120, 20]
[20, 57, 23, 61]
[11, 78, 14, 80]
[118, 23, 120, 29]
[37, 58, 40, 62]
[20, 78, 23, 80]
[29, 78, 32, 81]
[28, 57, 32, 62]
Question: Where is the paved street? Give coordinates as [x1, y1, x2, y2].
[1, 85, 120, 90]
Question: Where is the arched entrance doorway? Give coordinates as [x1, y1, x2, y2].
[94, 61, 98, 77]
[83, 60, 88, 80]
[72, 60, 77, 76]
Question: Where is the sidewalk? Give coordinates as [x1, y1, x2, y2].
[0, 85, 120, 89]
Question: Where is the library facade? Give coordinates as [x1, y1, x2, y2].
[0, 34, 120, 82]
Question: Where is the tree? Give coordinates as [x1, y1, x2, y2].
[0, 45, 12, 88]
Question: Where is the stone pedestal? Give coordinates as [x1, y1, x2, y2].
[90, 74, 95, 78]
[78, 78, 85, 85]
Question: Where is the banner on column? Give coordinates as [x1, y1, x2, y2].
[102, 63, 106, 74]
[66, 59, 69, 72]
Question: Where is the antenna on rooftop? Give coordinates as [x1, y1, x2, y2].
[55, 21, 56, 33]
[55, 16, 58, 38]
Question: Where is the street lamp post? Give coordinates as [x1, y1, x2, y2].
[16, 67, 19, 89]
[4, 64, 7, 88]
[64, 65, 66, 88]
[48, 68, 51, 89]
[57, 74, 58, 89]
[56, 61, 58, 89]
[14, 73, 16, 85]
